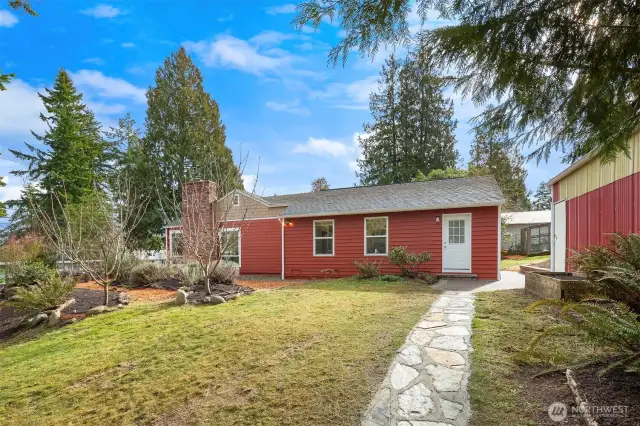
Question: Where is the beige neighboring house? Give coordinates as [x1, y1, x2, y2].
[502, 211, 551, 253]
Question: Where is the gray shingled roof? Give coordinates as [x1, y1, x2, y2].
[262, 175, 504, 217]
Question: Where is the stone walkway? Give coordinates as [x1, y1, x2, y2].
[361, 291, 475, 426]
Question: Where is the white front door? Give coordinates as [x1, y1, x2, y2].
[442, 214, 472, 272]
[553, 201, 566, 272]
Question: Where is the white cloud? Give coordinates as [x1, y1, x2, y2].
[299, 25, 316, 34]
[86, 101, 127, 116]
[0, 10, 18, 27]
[266, 99, 311, 116]
[81, 4, 124, 19]
[184, 34, 297, 75]
[83, 57, 105, 65]
[0, 79, 45, 135]
[310, 76, 378, 110]
[126, 66, 145, 75]
[250, 30, 304, 47]
[265, 4, 296, 15]
[293, 137, 351, 157]
[297, 42, 314, 51]
[0, 175, 26, 203]
[217, 14, 233, 23]
[242, 174, 257, 191]
[70, 70, 146, 104]
[121, 42, 136, 48]
[348, 132, 367, 172]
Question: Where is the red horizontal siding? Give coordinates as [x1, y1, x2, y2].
[565, 171, 640, 270]
[283, 206, 499, 280]
[223, 219, 282, 275]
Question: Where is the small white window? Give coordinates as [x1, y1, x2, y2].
[313, 220, 334, 256]
[448, 219, 466, 244]
[220, 228, 241, 265]
[232, 194, 240, 206]
[365, 217, 388, 255]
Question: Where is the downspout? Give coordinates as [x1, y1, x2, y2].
[280, 217, 285, 280]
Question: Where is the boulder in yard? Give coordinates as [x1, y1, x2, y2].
[32, 313, 49, 326]
[86, 305, 107, 316]
[116, 292, 131, 305]
[175, 289, 188, 305]
[202, 295, 226, 305]
[48, 311, 61, 327]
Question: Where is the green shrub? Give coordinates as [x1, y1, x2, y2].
[10, 274, 76, 311]
[209, 261, 239, 285]
[353, 259, 382, 278]
[388, 246, 431, 278]
[379, 274, 403, 282]
[181, 263, 205, 286]
[10, 262, 56, 287]
[418, 272, 438, 285]
[129, 262, 183, 287]
[571, 233, 640, 312]
[528, 298, 640, 373]
[111, 252, 141, 284]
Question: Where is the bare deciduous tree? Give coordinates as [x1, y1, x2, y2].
[29, 173, 149, 306]
[158, 153, 261, 296]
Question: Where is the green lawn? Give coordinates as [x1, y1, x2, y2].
[500, 255, 550, 270]
[469, 290, 604, 426]
[0, 278, 438, 426]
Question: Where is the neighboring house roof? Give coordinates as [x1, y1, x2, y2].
[263, 175, 504, 217]
[501, 210, 551, 225]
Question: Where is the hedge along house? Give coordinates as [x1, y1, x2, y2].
[165, 176, 505, 280]
[548, 132, 640, 272]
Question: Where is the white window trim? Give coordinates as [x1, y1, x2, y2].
[313, 219, 335, 257]
[220, 227, 241, 267]
[169, 229, 183, 258]
[232, 193, 240, 207]
[364, 216, 389, 256]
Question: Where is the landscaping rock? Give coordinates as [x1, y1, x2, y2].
[417, 320, 447, 329]
[434, 325, 470, 336]
[175, 289, 188, 305]
[116, 292, 131, 305]
[398, 345, 422, 366]
[48, 311, 61, 327]
[426, 364, 464, 392]
[429, 335, 468, 351]
[440, 398, 463, 420]
[202, 295, 226, 305]
[32, 313, 48, 326]
[86, 305, 107, 316]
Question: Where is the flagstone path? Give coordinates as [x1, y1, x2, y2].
[361, 291, 475, 426]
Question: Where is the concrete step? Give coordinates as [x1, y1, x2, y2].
[437, 273, 478, 280]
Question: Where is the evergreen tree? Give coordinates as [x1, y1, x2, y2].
[311, 177, 330, 191]
[469, 127, 529, 211]
[295, 0, 640, 164]
[357, 50, 457, 185]
[8, 69, 114, 222]
[137, 47, 241, 248]
[531, 182, 552, 211]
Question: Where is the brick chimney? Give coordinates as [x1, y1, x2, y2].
[181, 180, 217, 258]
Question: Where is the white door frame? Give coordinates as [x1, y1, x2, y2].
[442, 213, 472, 273]
[552, 201, 566, 272]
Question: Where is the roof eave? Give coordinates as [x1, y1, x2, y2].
[281, 200, 505, 218]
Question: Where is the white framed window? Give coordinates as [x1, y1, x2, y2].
[169, 229, 184, 258]
[313, 219, 334, 256]
[365, 216, 388, 255]
[220, 228, 241, 265]
[232, 193, 240, 206]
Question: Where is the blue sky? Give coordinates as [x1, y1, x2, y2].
[0, 1, 566, 226]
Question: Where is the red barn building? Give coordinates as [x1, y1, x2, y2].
[166, 176, 505, 280]
[548, 133, 640, 272]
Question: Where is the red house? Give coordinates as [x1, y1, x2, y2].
[165, 176, 505, 280]
[548, 133, 640, 272]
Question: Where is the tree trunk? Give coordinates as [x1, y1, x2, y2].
[205, 276, 211, 296]
[103, 283, 109, 306]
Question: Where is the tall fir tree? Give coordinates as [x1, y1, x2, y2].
[357, 50, 457, 185]
[8, 69, 114, 229]
[531, 182, 552, 211]
[468, 127, 529, 211]
[135, 47, 241, 248]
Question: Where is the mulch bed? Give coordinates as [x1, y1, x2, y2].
[0, 305, 38, 340]
[520, 363, 640, 425]
[62, 288, 119, 315]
